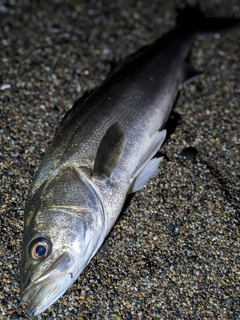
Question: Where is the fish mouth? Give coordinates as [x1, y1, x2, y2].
[21, 280, 62, 317]
[21, 250, 77, 317]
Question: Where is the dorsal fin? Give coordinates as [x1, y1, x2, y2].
[54, 91, 93, 137]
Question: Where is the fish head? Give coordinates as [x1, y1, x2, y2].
[20, 166, 107, 317]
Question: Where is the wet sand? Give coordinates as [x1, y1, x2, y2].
[0, 1, 239, 319]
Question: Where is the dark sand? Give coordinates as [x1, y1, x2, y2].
[0, 1, 239, 319]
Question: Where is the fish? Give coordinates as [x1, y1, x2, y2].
[20, 6, 240, 317]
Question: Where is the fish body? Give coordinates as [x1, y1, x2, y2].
[20, 6, 240, 317]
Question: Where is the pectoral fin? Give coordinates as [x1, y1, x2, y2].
[93, 122, 125, 178]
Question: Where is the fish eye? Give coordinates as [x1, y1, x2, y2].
[31, 241, 49, 260]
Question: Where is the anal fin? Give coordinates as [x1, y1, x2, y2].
[180, 63, 202, 89]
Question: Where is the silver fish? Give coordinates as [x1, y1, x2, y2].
[20, 6, 240, 317]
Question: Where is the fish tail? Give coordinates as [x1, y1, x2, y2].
[176, 5, 240, 37]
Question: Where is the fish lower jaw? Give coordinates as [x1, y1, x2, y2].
[21, 276, 71, 317]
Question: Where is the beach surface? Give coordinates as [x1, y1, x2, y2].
[0, 1, 239, 319]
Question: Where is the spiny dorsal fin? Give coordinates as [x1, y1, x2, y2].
[93, 122, 125, 178]
[54, 91, 91, 137]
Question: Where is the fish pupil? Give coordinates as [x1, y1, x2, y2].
[36, 245, 46, 257]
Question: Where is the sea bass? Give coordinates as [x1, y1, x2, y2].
[20, 6, 240, 317]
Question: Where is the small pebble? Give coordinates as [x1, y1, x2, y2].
[166, 223, 176, 232]
[178, 147, 198, 161]
[0, 84, 11, 90]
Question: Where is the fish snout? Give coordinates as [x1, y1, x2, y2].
[20, 250, 76, 316]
